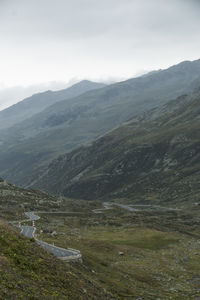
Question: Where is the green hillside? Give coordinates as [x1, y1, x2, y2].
[0, 178, 115, 299]
[32, 88, 200, 205]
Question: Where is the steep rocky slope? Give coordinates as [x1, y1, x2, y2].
[1, 59, 200, 186]
[32, 88, 200, 205]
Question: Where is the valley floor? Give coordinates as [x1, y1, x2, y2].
[1, 180, 200, 299]
[31, 200, 200, 299]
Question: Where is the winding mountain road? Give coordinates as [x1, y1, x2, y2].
[20, 211, 82, 261]
[21, 225, 36, 238]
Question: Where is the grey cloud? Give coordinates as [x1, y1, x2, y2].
[1, 0, 199, 40]
[0, 0, 122, 39]
[0, 0, 200, 105]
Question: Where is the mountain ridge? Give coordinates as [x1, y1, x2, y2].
[0, 80, 106, 130]
[1, 59, 200, 186]
[31, 88, 200, 205]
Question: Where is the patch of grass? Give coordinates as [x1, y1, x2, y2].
[85, 227, 179, 250]
[36, 205, 200, 299]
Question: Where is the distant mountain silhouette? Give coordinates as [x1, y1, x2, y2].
[0, 80, 106, 130]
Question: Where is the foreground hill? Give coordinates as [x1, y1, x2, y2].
[0, 178, 115, 299]
[0, 80, 105, 130]
[0, 221, 115, 299]
[32, 88, 200, 205]
[0, 59, 200, 186]
[0, 178, 61, 220]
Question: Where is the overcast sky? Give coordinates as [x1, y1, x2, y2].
[0, 0, 200, 109]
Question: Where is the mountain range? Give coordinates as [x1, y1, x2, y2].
[30, 87, 200, 205]
[0, 59, 200, 299]
[0, 59, 200, 189]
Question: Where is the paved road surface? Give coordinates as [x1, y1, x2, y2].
[36, 240, 81, 258]
[93, 202, 139, 213]
[20, 211, 81, 261]
[25, 212, 40, 221]
[21, 225, 35, 238]
[112, 203, 139, 211]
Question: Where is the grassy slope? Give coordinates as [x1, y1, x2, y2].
[33, 90, 200, 205]
[0, 179, 115, 299]
[0, 221, 115, 299]
[0, 178, 62, 221]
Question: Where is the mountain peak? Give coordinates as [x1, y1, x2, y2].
[71, 79, 106, 88]
[0, 80, 106, 130]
